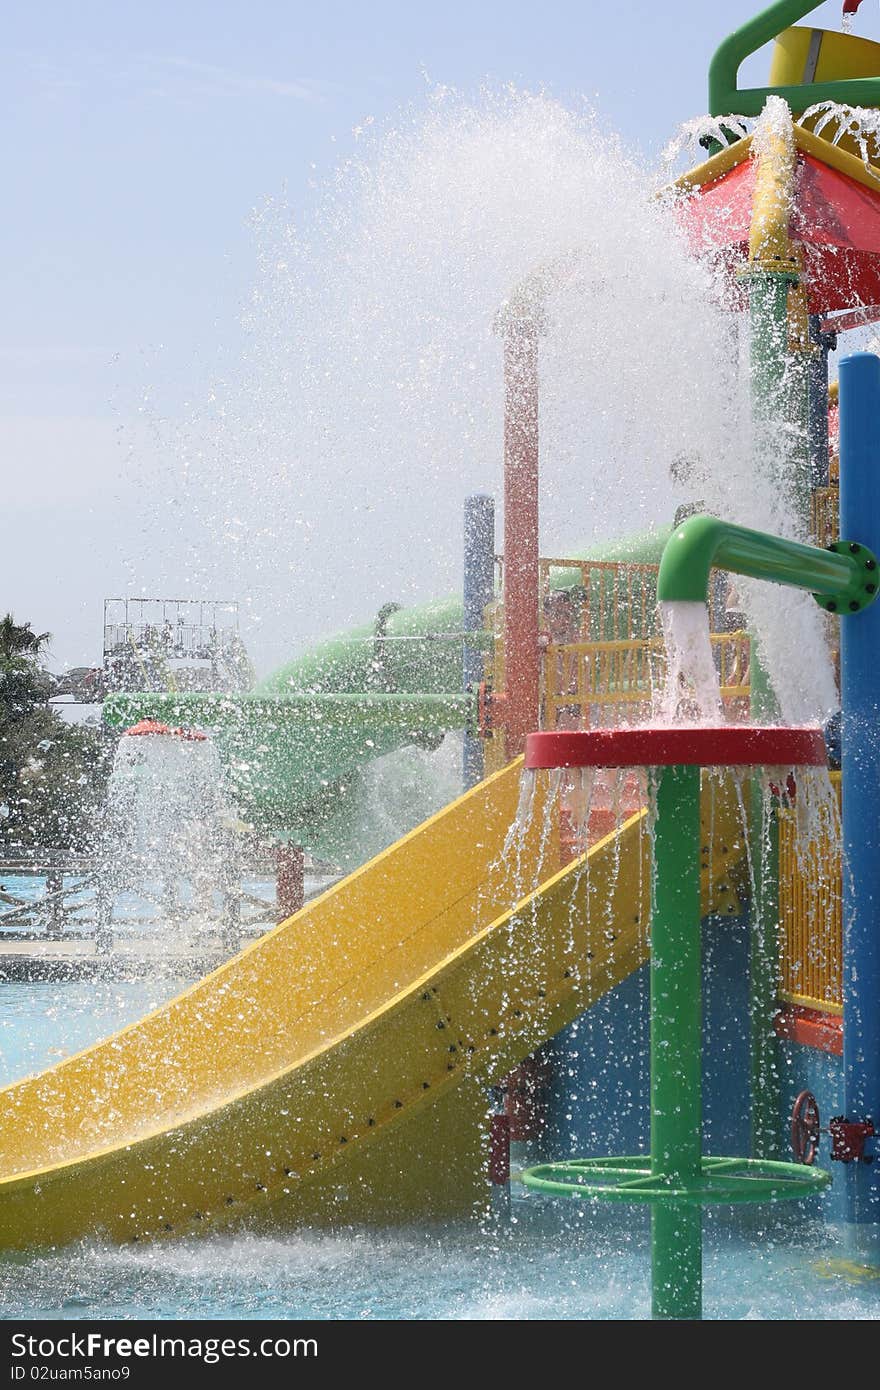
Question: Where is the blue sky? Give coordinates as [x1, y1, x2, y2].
[4, 0, 880, 671]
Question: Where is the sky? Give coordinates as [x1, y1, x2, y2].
[4, 0, 880, 675]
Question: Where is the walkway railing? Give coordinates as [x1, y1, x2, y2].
[543, 631, 752, 729]
[538, 557, 661, 643]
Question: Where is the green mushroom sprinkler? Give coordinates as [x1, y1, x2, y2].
[521, 514, 879, 1320]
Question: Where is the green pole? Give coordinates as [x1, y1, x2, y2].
[752, 264, 787, 1162]
[747, 264, 793, 1162]
[651, 763, 703, 1320]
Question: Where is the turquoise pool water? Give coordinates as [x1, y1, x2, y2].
[0, 981, 879, 1321]
[1, 1207, 879, 1321]
[0, 980, 192, 1086]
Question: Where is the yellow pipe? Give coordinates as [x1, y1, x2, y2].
[672, 136, 753, 195]
[749, 108, 798, 270]
[787, 262, 812, 353]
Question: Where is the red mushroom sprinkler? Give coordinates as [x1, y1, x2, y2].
[522, 514, 879, 1319]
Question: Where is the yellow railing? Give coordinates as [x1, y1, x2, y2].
[538, 558, 660, 643]
[811, 485, 839, 550]
[492, 555, 736, 655]
[778, 772, 842, 1016]
[543, 632, 751, 730]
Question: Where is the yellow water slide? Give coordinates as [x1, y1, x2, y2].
[0, 760, 745, 1249]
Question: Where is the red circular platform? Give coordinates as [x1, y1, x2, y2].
[523, 726, 827, 770]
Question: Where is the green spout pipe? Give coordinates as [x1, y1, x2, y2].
[658, 514, 877, 613]
[709, 0, 880, 117]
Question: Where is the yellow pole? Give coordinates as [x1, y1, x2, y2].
[748, 105, 798, 272]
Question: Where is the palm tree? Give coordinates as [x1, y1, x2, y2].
[0, 614, 50, 663]
[0, 614, 53, 713]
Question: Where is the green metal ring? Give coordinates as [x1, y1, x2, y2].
[521, 1154, 831, 1205]
[813, 540, 880, 614]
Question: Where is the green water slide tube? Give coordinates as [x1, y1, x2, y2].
[103, 527, 671, 857]
[102, 594, 477, 856]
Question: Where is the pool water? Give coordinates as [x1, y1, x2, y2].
[0, 981, 879, 1321]
[1, 1209, 879, 1321]
[0, 980, 193, 1086]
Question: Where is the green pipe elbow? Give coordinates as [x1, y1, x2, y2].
[708, 0, 880, 117]
[657, 514, 879, 613]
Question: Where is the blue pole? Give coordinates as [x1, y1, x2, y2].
[838, 352, 880, 1245]
[463, 494, 495, 789]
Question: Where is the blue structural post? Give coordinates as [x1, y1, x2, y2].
[463, 494, 495, 789]
[838, 352, 880, 1247]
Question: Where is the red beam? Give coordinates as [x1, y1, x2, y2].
[775, 1004, 843, 1056]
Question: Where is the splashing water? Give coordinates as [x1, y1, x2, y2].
[760, 760, 841, 881]
[660, 113, 751, 171]
[658, 599, 724, 723]
[664, 97, 838, 726]
[16, 83, 859, 1319]
[150, 87, 755, 680]
[101, 732, 241, 933]
[356, 734, 465, 867]
[141, 86, 831, 734]
[801, 100, 880, 177]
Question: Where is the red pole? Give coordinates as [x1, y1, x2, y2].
[505, 1052, 551, 1142]
[502, 319, 541, 760]
[276, 844, 304, 922]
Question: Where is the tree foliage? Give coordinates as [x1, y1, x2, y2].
[0, 615, 111, 857]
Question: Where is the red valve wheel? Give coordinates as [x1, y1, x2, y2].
[791, 1089, 821, 1166]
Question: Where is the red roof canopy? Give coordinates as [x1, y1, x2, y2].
[678, 150, 880, 316]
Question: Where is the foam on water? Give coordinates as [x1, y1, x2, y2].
[0, 1210, 878, 1320]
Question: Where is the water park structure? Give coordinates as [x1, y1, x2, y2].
[5, 0, 880, 1320]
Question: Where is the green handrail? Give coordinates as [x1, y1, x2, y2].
[709, 0, 880, 116]
[657, 513, 878, 612]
